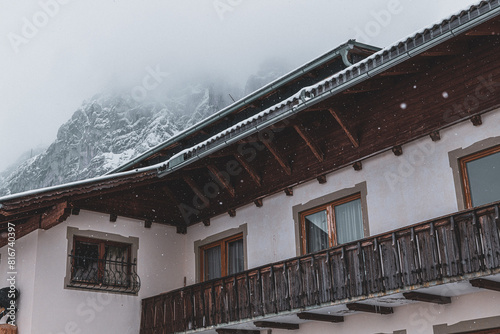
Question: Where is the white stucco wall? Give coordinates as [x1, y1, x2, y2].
[0, 230, 39, 333]
[2, 211, 186, 334]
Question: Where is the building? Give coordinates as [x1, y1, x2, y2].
[1, 1, 500, 333]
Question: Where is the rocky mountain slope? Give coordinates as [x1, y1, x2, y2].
[0, 62, 288, 196]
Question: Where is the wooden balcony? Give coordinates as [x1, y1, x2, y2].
[140, 202, 500, 334]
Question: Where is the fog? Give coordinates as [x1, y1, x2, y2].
[0, 0, 478, 171]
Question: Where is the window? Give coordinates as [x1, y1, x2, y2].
[460, 145, 500, 208]
[300, 193, 364, 254]
[67, 233, 140, 294]
[200, 233, 244, 281]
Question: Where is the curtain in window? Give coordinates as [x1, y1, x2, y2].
[466, 151, 500, 207]
[305, 210, 329, 253]
[204, 246, 221, 280]
[228, 239, 244, 275]
[104, 245, 129, 286]
[335, 198, 363, 244]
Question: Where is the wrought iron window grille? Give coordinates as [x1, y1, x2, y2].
[68, 246, 140, 294]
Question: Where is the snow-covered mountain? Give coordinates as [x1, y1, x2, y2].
[0, 63, 287, 196]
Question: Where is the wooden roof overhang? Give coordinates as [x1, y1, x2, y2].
[1, 1, 500, 242]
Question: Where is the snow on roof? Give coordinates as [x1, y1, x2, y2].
[2, 0, 498, 205]
[158, 0, 500, 173]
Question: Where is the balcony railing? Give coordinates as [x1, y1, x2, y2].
[140, 201, 500, 334]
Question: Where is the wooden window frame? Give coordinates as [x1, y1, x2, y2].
[460, 145, 500, 209]
[299, 193, 362, 254]
[71, 236, 132, 286]
[199, 233, 243, 282]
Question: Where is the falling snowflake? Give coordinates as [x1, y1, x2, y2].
[442, 91, 449, 98]
[400, 103, 407, 109]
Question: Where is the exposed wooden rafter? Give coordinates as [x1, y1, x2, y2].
[254, 198, 263, 207]
[392, 145, 403, 156]
[346, 303, 393, 314]
[254, 321, 299, 330]
[403, 291, 452, 304]
[207, 164, 236, 198]
[110, 214, 118, 223]
[470, 278, 500, 292]
[329, 108, 359, 148]
[216, 330, 260, 334]
[162, 185, 181, 206]
[317, 175, 327, 184]
[183, 175, 209, 207]
[40, 201, 72, 230]
[261, 138, 292, 176]
[293, 123, 324, 162]
[297, 312, 344, 323]
[234, 153, 262, 186]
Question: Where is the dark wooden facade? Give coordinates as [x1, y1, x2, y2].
[140, 201, 500, 333]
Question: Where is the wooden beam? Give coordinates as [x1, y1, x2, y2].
[284, 187, 293, 196]
[207, 164, 236, 198]
[317, 174, 327, 184]
[471, 114, 482, 126]
[110, 214, 117, 223]
[261, 139, 292, 176]
[254, 198, 263, 207]
[162, 185, 181, 205]
[228, 209, 236, 217]
[403, 291, 452, 304]
[234, 153, 262, 186]
[353, 161, 363, 171]
[144, 220, 152, 228]
[392, 145, 403, 156]
[216, 330, 260, 334]
[297, 312, 344, 323]
[176, 225, 187, 234]
[329, 108, 359, 148]
[203, 219, 210, 226]
[470, 278, 500, 292]
[183, 176, 209, 206]
[430, 131, 441, 141]
[346, 303, 393, 315]
[40, 202, 71, 230]
[254, 321, 299, 330]
[72, 207, 80, 215]
[293, 123, 324, 162]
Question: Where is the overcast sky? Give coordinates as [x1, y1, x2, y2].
[0, 0, 479, 171]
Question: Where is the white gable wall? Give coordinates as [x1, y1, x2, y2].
[3, 210, 186, 334]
